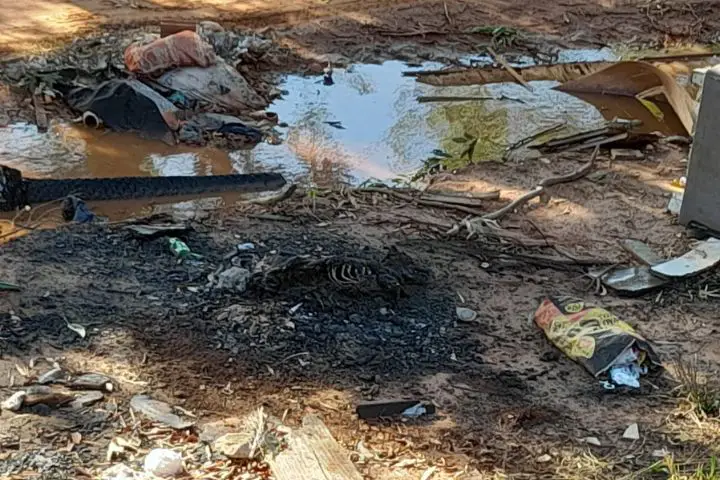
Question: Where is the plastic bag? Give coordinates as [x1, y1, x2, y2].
[124, 31, 217, 75]
[534, 297, 661, 381]
[156, 60, 266, 112]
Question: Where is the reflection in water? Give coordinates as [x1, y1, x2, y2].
[1, 52, 693, 221]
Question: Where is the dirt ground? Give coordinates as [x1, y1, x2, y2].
[2, 143, 720, 479]
[3, 1, 720, 479]
[3, 0, 720, 63]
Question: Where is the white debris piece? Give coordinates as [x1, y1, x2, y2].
[144, 449, 184, 478]
[623, 423, 640, 441]
[582, 437, 602, 446]
[1, 391, 26, 411]
[101, 463, 139, 480]
[401, 403, 427, 418]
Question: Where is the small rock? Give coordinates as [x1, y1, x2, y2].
[1, 391, 26, 411]
[582, 437, 602, 446]
[652, 448, 670, 458]
[536, 454, 552, 463]
[37, 368, 65, 385]
[213, 432, 257, 460]
[456, 307, 478, 322]
[70, 373, 114, 392]
[611, 149, 644, 160]
[101, 463, 138, 480]
[130, 395, 195, 429]
[144, 448, 184, 478]
[71, 391, 105, 409]
[216, 267, 251, 292]
[199, 417, 244, 443]
[623, 423, 640, 440]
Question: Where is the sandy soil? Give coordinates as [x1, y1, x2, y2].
[2, 144, 720, 479]
[3, 0, 720, 61]
[2, 1, 720, 479]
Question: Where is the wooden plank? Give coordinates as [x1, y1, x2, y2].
[267, 415, 362, 480]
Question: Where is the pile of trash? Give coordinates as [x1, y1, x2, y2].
[1, 23, 283, 147]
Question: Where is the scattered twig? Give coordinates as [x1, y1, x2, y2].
[503, 122, 567, 158]
[487, 47, 533, 92]
[485, 146, 599, 221]
[443, 2, 453, 25]
[377, 29, 447, 37]
[247, 213, 294, 222]
[414, 191, 501, 204]
[32, 94, 48, 133]
[417, 95, 525, 103]
[356, 187, 497, 216]
[560, 132, 629, 153]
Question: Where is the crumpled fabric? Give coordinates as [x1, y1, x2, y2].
[124, 31, 217, 76]
[156, 60, 266, 112]
[0, 165, 28, 211]
[177, 113, 263, 145]
[67, 79, 179, 144]
[62, 195, 95, 223]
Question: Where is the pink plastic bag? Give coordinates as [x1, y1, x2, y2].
[124, 31, 217, 75]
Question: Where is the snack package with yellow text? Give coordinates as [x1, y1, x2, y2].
[534, 297, 661, 387]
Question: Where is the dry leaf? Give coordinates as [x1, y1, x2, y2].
[70, 432, 82, 444]
[65, 321, 87, 339]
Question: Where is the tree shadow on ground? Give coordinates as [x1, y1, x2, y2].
[2, 204, 720, 477]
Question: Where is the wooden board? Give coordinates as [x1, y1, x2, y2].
[267, 415, 363, 480]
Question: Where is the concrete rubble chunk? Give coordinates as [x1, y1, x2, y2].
[71, 391, 105, 409]
[199, 417, 244, 443]
[130, 395, 195, 429]
[213, 432, 257, 460]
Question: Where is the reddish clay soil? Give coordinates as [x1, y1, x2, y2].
[3, 0, 720, 59]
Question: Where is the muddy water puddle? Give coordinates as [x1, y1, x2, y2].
[0, 51, 702, 220]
